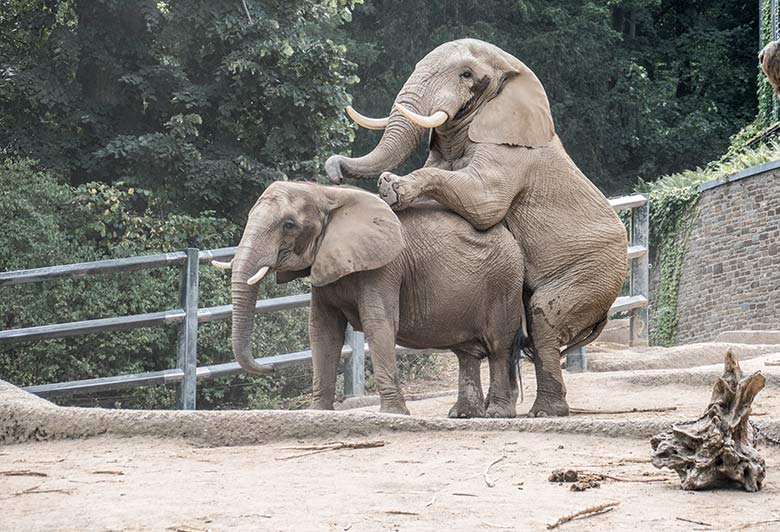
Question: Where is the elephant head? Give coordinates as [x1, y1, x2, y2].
[326, 38, 555, 183]
[760, 40, 780, 95]
[214, 182, 404, 374]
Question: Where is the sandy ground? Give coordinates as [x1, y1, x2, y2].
[3, 342, 780, 531]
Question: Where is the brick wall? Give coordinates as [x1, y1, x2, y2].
[675, 164, 780, 343]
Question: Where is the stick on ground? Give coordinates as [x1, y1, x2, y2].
[570, 407, 676, 415]
[276, 441, 385, 460]
[546, 501, 619, 529]
[676, 517, 712, 527]
[0, 470, 47, 477]
[484, 455, 506, 488]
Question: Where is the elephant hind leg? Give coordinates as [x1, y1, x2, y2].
[485, 343, 518, 418]
[525, 291, 573, 417]
[448, 348, 486, 418]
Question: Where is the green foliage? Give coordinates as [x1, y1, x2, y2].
[0, 159, 315, 409]
[346, 0, 758, 193]
[0, 0, 360, 219]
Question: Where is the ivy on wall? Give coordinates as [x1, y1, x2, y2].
[641, 126, 780, 345]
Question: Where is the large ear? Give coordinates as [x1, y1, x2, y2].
[469, 57, 555, 148]
[311, 187, 405, 287]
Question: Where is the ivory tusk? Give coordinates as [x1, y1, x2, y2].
[247, 266, 270, 285]
[394, 104, 448, 128]
[211, 259, 233, 270]
[346, 106, 389, 130]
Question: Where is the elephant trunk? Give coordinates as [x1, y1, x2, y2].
[230, 240, 274, 375]
[326, 74, 430, 182]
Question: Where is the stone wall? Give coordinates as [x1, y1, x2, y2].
[675, 162, 780, 343]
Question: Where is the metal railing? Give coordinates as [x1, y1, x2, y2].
[0, 194, 648, 407]
[0, 246, 365, 409]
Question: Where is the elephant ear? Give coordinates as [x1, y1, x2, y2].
[311, 187, 405, 287]
[469, 60, 555, 148]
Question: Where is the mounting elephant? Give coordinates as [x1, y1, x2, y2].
[215, 181, 526, 417]
[326, 38, 627, 417]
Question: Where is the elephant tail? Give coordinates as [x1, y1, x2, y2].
[511, 321, 529, 403]
[560, 315, 608, 356]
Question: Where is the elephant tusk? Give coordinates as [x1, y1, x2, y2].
[346, 106, 389, 130]
[212, 259, 233, 270]
[394, 104, 448, 128]
[247, 266, 270, 285]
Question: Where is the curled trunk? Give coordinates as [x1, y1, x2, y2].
[326, 75, 429, 182]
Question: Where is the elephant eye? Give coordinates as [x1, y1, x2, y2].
[282, 219, 298, 231]
[461, 70, 473, 79]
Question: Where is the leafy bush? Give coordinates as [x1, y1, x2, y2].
[0, 159, 315, 409]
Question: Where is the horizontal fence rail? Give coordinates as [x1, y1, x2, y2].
[2, 194, 649, 407]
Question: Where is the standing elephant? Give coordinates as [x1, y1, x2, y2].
[216, 181, 527, 417]
[326, 39, 627, 417]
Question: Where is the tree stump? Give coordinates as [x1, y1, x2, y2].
[650, 350, 766, 491]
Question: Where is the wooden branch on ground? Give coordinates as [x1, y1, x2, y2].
[570, 406, 676, 415]
[276, 440, 385, 460]
[676, 517, 712, 527]
[546, 502, 619, 529]
[483, 455, 506, 487]
[14, 485, 73, 496]
[0, 470, 47, 477]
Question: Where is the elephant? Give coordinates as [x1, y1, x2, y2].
[759, 40, 780, 96]
[325, 38, 627, 417]
[215, 180, 527, 417]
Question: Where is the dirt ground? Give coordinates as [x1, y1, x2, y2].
[3, 342, 780, 531]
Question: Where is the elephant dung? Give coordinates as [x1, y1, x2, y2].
[650, 350, 766, 492]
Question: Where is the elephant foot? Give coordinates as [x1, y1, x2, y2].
[485, 401, 517, 418]
[309, 399, 335, 411]
[527, 396, 569, 417]
[377, 172, 419, 210]
[378, 172, 401, 207]
[448, 399, 486, 418]
[379, 402, 411, 415]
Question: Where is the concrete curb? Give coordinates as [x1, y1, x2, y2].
[7, 379, 770, 447]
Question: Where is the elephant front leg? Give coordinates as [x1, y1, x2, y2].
[448, 350, 486, 418]
[309, 300, 347, 410]
[364, 319, 410, 415]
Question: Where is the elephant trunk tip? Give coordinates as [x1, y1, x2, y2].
[325, 155, 345, 184]
[235, 354, 276, 376]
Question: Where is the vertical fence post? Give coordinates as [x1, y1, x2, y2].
[343, 325, 365, 397]
[630, 198, 650, 347]
[176, 248, 199, 410]
[566, 347, 587, 373]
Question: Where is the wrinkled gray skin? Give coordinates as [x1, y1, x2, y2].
[326, 38, 627, 417]
[230, 181, 526, 417]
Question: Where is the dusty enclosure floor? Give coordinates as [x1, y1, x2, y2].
[3, 342, 780, 531]
[3, 433, 780, 531]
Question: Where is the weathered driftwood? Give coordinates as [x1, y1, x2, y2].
[650, 351, 766, 491]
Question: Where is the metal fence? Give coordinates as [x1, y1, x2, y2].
[0, 194, 648, 408]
